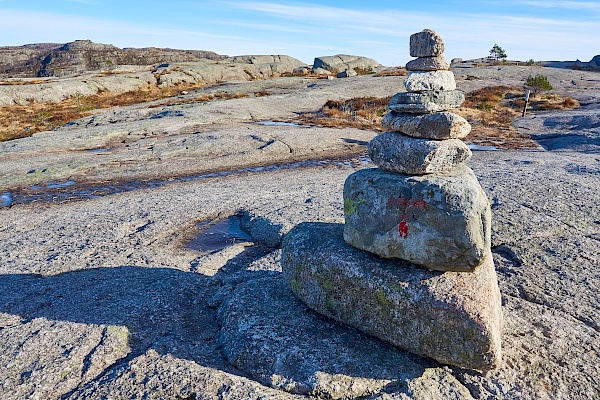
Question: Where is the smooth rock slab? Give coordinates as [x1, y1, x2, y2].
[404, 71, 456, 92]
[367, 132, 471, 174]
[388, 90, 465, 113]
[406, 56, 450, 71]
[410, 29, 445, 58]
[343, 166, 491, 271]
[382, 111, 471, 139]
[282, 222, 503, 371]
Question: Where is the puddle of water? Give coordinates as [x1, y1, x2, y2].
[1, 192, 12, 207]
[467, 144, 498, 151]
[186, 215, 253, 253]
[254, 121, 313, 128]
[45, 180, 77, 189]
[87, 148, 109, 153]
[7, 157, 369, 206]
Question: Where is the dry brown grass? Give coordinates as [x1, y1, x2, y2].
[0, 79, 49, 86]
[375, 67, 408, 77]
[296, 96, 391, 130]
[0, 83, 263, 142]
[293, 85, 580, 150]
[454, 85, 579, 149]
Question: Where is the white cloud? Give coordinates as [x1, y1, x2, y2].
[514, 0, 600, 10]
[222, 1, 600, 63]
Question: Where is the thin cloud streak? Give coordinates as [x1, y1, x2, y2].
[515, 0, 600, 10]
[214, 19, 311, 34]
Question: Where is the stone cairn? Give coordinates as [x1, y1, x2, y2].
[282, 29, 503, 371]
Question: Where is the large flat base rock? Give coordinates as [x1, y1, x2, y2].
[217, 274, 458, 399]
[281, 222, 503, 371]
[344, 166, 491, 271]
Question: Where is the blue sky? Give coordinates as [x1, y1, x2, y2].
[1, 0, 599, 66]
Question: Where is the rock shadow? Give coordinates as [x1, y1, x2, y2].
[0, 216, 436, 398]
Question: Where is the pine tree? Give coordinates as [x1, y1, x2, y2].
[525, 74, 553, 97]
[489, 44, 507, 61]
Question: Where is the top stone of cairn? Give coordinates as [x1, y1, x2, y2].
[410, 29, 445, 58]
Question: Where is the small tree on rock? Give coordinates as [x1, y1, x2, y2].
[489, 44, 507, 61]
[525, 74, 552, 97]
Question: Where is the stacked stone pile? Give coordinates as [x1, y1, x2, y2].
[282, 29, 503, 372]
[346, 28, 488, 271]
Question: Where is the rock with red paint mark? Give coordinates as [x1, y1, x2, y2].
[367, 131, 471, 174]
[343, 165, 491, 272]
[381, 111, 471, 140]
[282, 222, 503, 371]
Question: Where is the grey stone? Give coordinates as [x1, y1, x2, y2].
[406, 56, 450, 71]
[337, 69, 358, 78]
[388, 90, 465, 113]
[343, 166, 491, 271]
[217, 274, 442, 398]
[382, 111, 471, 139]
[282, 222, 503, 371]
[367, 132, 471, 174]
[410, 29, 445, 58]
[404, 70, 456, 92]
[313, 54, 381, 74]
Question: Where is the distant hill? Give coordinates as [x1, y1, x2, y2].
[0, 40, 227, 78]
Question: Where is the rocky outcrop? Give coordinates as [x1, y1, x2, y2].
[223, 54, 306, 70]
[0, 56, 308, 105]
[588, 55, 600, 71]
[313, 54, 381, 74]
[0, 40, 226, 78]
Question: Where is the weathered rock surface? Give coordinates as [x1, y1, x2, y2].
[313, 54, 381, 74]
[382, 111, 471, 139]
[0, 75, 401, 190]
[343, 166, 491, 271]
[388, 90, 465, 113]
[217, 274, 441, 398]
[282, 222, 503, 371]
[224, 54, 306, 69]
[367, 132, 471, 174]
[410, 29, 444, 58]
[0, 70, 600, 400]
[0, 39, 225, 78]
[406, 56, 450, 71]
[404, 70, 456, 92]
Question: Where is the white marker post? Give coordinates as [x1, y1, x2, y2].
[522, 90, 531, 117]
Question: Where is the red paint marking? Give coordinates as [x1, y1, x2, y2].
[413, 200, 427, 209]
[387, 197, 428, 239]
[399, 220, 409, 238]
